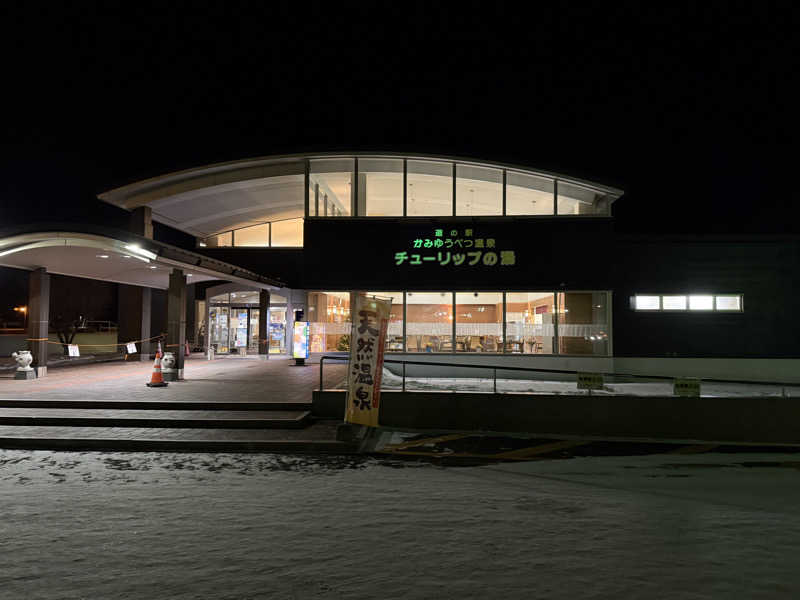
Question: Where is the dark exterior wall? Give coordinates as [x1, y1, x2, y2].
[303, 217, 613, 290]
[612, 236, 800, 358]
[197, 248, 303, 288]
[153, 221, 197, 250]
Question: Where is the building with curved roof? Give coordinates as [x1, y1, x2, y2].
[2, 152, 797, 384]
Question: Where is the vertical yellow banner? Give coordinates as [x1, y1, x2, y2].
[345, 294, 391, 427]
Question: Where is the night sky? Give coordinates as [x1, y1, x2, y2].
[1, 4, 797, 236]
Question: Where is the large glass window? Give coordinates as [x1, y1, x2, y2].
[308, 291, 351, 352]
[456, 165, 502, 216]
[310, 159, 354, 216]
[407, 160, 453, 216]
[505, 292, 556, 354]
[557, 292, 609, 355]
[234, 223, 269, 247]
[689, 295, 714, 311]
[366, 291, 404, 351]
[506, 172, 554, 215]
[270, 218, 303, 247]
[359, 159, 404, 216]
[633, 294, 742, 312]
[557, 181, 611, 215]
[205, 231, 232, 247]
[405, 292, 453, 352]
[455, 292, 503, 352]
[715, 295, 742, 311]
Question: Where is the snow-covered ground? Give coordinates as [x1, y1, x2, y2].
[3, 449, 800, 599]
[380, 368, 800, 397]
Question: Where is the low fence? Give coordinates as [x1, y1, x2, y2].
[319, 355, 800, 398]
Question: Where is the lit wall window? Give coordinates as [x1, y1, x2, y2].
[407, 161, 453, 216]
[308, 292, 351, 352]
[366, 292, 404, 351]
[456, 165, 502, 216]
[405, 292, 453, 352]
[310, 159, 353, 216]
[557, 292, 610, 356]
[505, 292, 555, 353]
[455, 292, 502, 352]
[359, 159, 404, 216]
[633, 295, 660, 310]
[234, 223, 269, 247]
[557, 181, 610, 216]
[270, 218, 303, 247]
[661, 295, 686, 310]
[715, 295, 742, 311]
[205, 231, 232, 247]
[506, 171, 554, 215]
[633, 294, 743, 312]
[689, 295, 714, 311]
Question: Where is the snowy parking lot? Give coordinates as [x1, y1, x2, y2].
[3, 449, 800, 599]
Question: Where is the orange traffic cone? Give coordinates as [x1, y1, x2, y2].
[146, 352, 168, 388]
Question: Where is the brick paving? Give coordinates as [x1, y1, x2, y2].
[0, 355, 347, 403]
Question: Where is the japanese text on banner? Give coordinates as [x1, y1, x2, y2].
[345, 294, 391, 427]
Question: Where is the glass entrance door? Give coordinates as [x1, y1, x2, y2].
[230, 308, 250, 354]
[248, 309, 260, 353]
[209, 306, 230, 353]
[269, 308, 287, 353]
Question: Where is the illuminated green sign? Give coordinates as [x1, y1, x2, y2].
[394, 228, 516, 267]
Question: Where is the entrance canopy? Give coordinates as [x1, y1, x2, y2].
[0, 231, 284, 290]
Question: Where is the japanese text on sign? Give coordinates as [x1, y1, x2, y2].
[345, 295, 391, 428]
[394, 228, 516, 268]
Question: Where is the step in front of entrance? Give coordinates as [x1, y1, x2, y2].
[0, 422, 357, 453]
[0, 408, 313, 429]
[0, 399, 312, 411]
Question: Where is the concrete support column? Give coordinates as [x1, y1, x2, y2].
[167, 269, 187, 380]
[118, 284, 152, 362]
[27, 267, 50, 377]
[258, 290, 270, 360]
[130, 206, 154, 239]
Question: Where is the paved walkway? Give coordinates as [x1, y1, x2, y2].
[0, 357, 352, 452]
[0, 356, 347, 403]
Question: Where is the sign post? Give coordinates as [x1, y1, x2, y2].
[673, 377, 701, 397]
[577, 372, 604, 395]
[345, 294, 391, 428]
[293, 321, 309, 365]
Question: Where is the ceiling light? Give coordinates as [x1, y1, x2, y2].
[187, 274, 193, 277]
[149, 266, 157, 269]
[122, 255, 131, 259]
[124, 244, 158, 260]
[96, 254, 109, 258]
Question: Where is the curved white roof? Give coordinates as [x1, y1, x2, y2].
[99, 153, 623, 238]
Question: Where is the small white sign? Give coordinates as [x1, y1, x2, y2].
[126, 343, 137, 354]
[674, 377, 701, 397]
[68, 344, 80, 357]
[577, 372, 604, 390]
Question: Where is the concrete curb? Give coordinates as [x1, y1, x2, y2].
[0, 412, 313, 429]
[0, 436, 359, 453]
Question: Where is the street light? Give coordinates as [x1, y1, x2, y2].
[13, 306, 27, 329]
